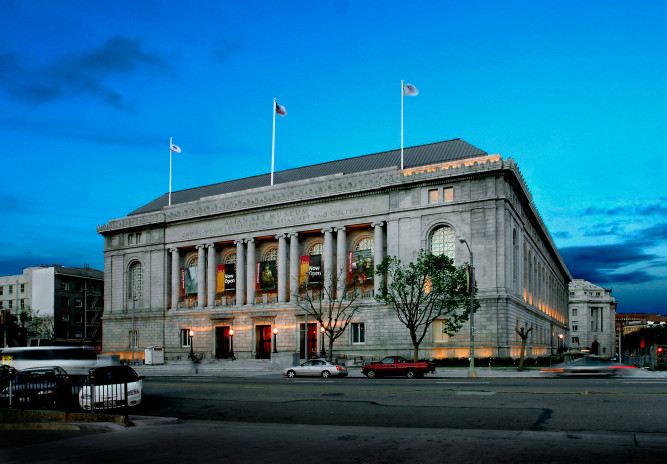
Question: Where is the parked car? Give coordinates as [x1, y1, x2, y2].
[0, 366, 69, 407]
[361, 356, 436, 379]
[283, 359, 348, 378]
[78, 365, 144, 410]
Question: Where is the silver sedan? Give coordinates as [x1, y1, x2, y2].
[283, 359, 348, 378]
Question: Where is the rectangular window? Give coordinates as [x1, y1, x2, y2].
[0, 286, 3, 296]
[571, 322, 578, 332]
[444, 187, 454, 201]
[74, 298, 83, 308]
[74, 282, 83, 292]
[0, 301, 3, 309]
[20, 299, 25, 310]
[428, 189, 439, 204]
[433, 320, 450, 343]
[181, 328, 192, 347]
[128, 234, 134, 245]
[572, 337, 579, 345]
[20, 284, 25, 293]
[136, 232, 142, 244]
[61, 314, 69, 322]
[352, 322, 365, 344]
[8, 285, 13, 295]
[8, 300, 13, 309]
[129, 330, 138, 348]
[572, 308, 577, 316]
[62, 282, 70, 291]
[74, 330, 82, 339]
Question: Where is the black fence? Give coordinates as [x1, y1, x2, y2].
[1, 372, 135, 414]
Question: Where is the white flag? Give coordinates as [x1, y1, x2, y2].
[403, 83, 419, 96]
[170, 143, 181, 153]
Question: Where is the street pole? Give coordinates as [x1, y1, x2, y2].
[131, 293, 136, 365]
[459, 238, 476, 377]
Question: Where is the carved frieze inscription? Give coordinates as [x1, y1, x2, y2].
[167, 196, 388, 242]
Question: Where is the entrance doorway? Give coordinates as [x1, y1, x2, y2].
[215, 326, 232, 359]
[299, 323, 318, 359]
[256, 325, 272, 359]
[591, 341, 600, 355]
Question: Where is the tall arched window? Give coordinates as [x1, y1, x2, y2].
[263, 248, 278, 261]
[355, 237, 374, 252]
[129, 261, 143, 299]
[224, 252, 236, 264]
[429, 225, 455, 260]
[309, 243, 323, 256]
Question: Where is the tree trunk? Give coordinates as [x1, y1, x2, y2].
[518, 338, 527, 371]
[328, 337, 334, 362]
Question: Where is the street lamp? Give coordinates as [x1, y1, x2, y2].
[320, 326, 327, 358]
[273, 327, 278, 353]
[229, 329, 235, 360]
[459, 238, 476, 378]
[188, 329, 195, 360]
[558, 333, 564, 353]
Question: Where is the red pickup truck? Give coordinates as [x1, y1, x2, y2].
[361, 356, 436, 379]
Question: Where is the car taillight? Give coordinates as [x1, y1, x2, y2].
[336, 366, 342, 370]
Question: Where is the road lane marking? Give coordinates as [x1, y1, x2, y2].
[437, 381, 490, 384]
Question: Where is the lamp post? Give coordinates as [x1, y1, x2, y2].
[188, 329, 195, 360]
[459, 238, 476, 377]
[229, 329, 235, 360]
[320, 326, 327, 358]
[273, 327, 278, 353]
[558, 333, 564, 353]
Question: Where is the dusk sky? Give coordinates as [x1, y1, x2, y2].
[1, 1, 665, 314]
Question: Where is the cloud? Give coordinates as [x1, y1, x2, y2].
[0, 37, 168, 112]
[584, 204, 667, 217]
[553, 231, 572, 239]
[211, 38, 248, 63]
[560, 243, 659, 284]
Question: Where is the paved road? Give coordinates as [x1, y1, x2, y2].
[2, 374, 666, 463]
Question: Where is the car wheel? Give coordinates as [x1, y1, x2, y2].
[321, 370, 331, 378]
[286, 370, 296, 378]
[406, 370, 416, 379]
[366, 369, 376, 379]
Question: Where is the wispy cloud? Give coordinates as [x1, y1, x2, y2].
[584, 204, 667, 217]
[211, 38, 248, 63]
[0, 37, 169, 112]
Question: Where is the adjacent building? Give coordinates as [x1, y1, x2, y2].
[567, 279, 616, 357]
[97, 139, 571, 362]
[0, 265, 104, 347]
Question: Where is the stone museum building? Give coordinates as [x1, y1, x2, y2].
[97, 139, 571, 362]
[568, 279, 617, 357]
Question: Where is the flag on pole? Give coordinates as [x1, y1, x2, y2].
[170, 143, 181, 153]
[275, 102, 287, 116]
[402, 83, 419, 96]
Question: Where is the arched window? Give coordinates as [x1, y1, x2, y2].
[263, 248, 278, 261]
[224, 253, 236, 264]
[129, 261, 143, 299]
[355, 237, 374, 252]
[429, 225, 455, 260]
[309, 243, 323, 256]
[187, 256, 198, 268]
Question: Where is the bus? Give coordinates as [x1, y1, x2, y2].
[0, 346, 105, 375]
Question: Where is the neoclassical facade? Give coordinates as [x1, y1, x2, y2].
[97, 139, 570, 361]
[568, 279, 617, 357]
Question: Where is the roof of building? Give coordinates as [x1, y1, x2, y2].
[569, 279, 606, 291]
[130, 138, 488, 216]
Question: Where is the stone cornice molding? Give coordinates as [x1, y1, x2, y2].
[99, 156, 512, 232]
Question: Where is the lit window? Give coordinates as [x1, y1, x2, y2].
[309, 243, 323, 256]
[429, 225, 456, 260]
[264, 248, 278, 261]
[352, 323, 365, 344]
[444, 187, 454, 201]
[433, 320, 450, 343]
[225, 253, 237, 264]
[355, 238, 374, 252]
[181, 328, 192, 347]
[428, 189, 439, 204]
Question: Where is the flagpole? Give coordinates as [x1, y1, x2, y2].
[401, 80, 404, 170]
[169, 137, 173, 206]
[271, 98, 276, 186]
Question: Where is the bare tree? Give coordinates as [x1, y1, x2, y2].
[515, 326, 533, 371]
[293, 271, 364, 362]
[375, 250, 475, 361]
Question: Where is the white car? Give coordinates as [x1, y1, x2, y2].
[79, 365, 143, 410]
[283, 359, 348, 378]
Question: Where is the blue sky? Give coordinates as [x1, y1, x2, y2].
[1, 1, 666, 314]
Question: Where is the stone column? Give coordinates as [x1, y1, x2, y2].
[335, 227, 347, 297]
[372, 222, 384, 296]
[235, 240, 245, 306]
[322, 228, 333, 292]
[289, 233, 299, 301]
[277, 234, 287, 303]
[197, 244, 206, 308]
[169, 247, 180, 310]
[207, 243, 216, 308]
[246, 238, 256, 305]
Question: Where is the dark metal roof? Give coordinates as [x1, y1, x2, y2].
[129, 139, 487, 215]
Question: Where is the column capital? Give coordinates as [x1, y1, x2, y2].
[334, 226, 346, 232]
[245, 238, 255, 244]
[288, 232, 299, 238]
[205, 242, 216, 248]
[196, 244, 206, 250]
[371, 221, 384, 228]
[321, 228, 333, 234]
[234, 239, 244, 245]
[168, 247, 179, 253]
[276, 233, 287, 240]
